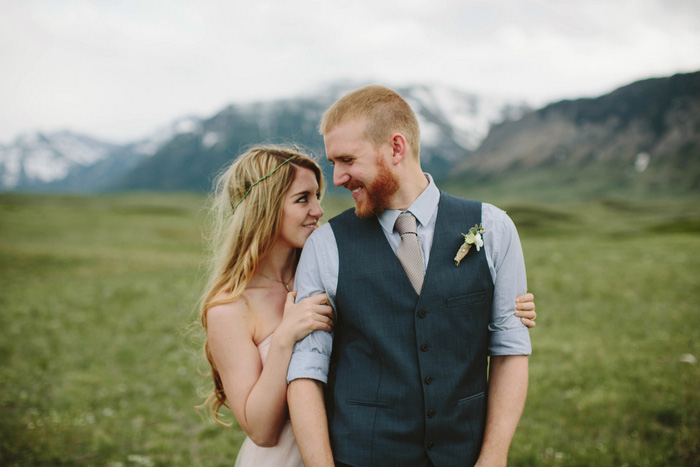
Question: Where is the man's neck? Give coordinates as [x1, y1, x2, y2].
[388, 171, 429, 211]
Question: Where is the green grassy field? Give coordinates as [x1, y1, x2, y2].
[1, 192, 699, 466]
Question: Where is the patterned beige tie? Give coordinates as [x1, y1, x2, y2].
[395, 212, 424, 294]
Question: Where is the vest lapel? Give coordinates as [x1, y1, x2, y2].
[422, 192, 451, 293]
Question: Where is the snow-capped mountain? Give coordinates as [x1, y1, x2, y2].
[1, 73, 695, 198]
[0, 83, 529, 192]
[0, 131, 116, 190]
[130, 116, 204, 156]
[0, 116, 205, 192]
[110, 83, 531, 192]
[308, 80, 530, 152]
[400, 84, 530, 152]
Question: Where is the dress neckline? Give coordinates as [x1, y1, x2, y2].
[257, 333, 273, 348]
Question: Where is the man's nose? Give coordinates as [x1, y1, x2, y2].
[333, 166, 349, 187]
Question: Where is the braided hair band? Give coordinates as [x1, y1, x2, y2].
[232, 154, 299, 212]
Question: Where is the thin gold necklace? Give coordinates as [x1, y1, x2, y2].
[257, 271, 292, 292]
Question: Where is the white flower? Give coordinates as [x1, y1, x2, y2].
[474, 232, 483, 251]
[454, 224, 486, 266]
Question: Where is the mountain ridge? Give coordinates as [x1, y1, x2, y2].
[445, 71, 700, 200]
[1, 72, 698, 201]
[107, 83, 529, 192]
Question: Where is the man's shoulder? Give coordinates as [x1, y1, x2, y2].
[303, 206, 362, 250]
[481, 201, 507, 217]
[306, 222, 335, 246]
[438, 191, 484, 212]
[480, 202, 518, 237]
[438, 193, 511, 228]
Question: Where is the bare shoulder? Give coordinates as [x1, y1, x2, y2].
[206, 292, 254, 340]
[205, 291, 261, 376]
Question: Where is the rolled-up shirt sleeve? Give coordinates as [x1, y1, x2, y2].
[484, 205, 532, 356]
[286, 224, 338, 384]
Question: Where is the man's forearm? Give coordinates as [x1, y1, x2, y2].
[476, 355, 529, 467]
[287, 378, 334, 466]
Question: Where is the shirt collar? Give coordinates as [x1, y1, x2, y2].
[378, 173, 440, 233]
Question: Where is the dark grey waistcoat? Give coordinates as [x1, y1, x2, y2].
[327, 191, 494, 466]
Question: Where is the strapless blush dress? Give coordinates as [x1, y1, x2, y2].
[234, 335, 304, 467]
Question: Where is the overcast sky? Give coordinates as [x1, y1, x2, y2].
[1, 0, 699, 144]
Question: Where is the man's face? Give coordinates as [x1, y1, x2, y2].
[324, 118, 400, 218]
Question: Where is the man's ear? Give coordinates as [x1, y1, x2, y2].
[389, 133, 407, 166]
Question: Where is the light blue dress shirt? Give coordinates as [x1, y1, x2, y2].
[287, 175, 531, 384]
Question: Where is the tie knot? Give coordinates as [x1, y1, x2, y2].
[395, 212, 417, 236]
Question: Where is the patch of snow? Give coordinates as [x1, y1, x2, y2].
[24, 148, 69, 182]
[51, 133, 110, 166]
[131, 116, 203, 156]
[174, 118, 202, 135]
[132, 139, 161, 156]
[404, 84, 529, 151]
[0, 131, 117, 187]
[417, 119, 443, 147]
[634, 152, 650, 173]
[0, 147, 22, 188]
[202, 132, 221, 149]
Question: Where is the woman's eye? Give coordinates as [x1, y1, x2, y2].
[296, 196, 308, 203]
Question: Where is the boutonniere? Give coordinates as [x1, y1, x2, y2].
[454, 224, 485, 266]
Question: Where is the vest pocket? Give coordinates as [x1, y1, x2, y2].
[454, 391, 486, 463]
[446, 291, 487, 308]
[457, 391, 485, 405]
[345, 399, 392, 408]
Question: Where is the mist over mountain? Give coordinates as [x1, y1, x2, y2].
[108, 83, 528, 192]
[0, 82, 527, 194]
[1, 73, 698, 201]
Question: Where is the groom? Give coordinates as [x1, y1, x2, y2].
[287, 85, 531, 466]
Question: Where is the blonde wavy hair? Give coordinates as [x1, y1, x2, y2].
[198, 145, 324, 424]
[319, 85, 421, 160]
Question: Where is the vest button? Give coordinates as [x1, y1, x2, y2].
[424, 376, 434, 384]
[427, 409, 436, 418]
[418, 310, 427, 318]
[427, 441, 435, 450]
[420, 343, 430, 352]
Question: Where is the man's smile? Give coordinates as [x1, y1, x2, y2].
[351, 186, 363, 198]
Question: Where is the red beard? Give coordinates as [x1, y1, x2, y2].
[354, 157, 400, 218]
